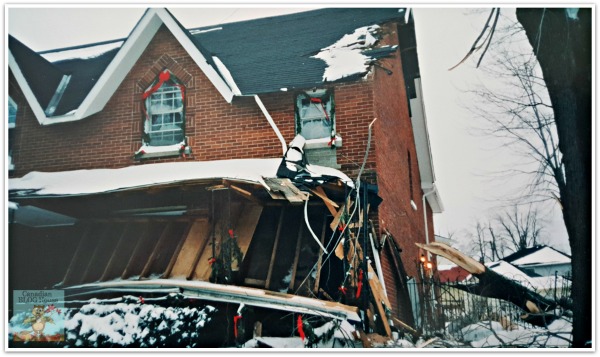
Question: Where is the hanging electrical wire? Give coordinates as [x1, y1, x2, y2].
[294, 118, 377, 295]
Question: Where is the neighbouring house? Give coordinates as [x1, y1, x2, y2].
[461, 246, 572, 303]
[502, 245, 572, 279]
[7, 8, 443, 346]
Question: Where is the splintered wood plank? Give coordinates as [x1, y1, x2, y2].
[162, 220, 194, 278]
[234, 204, 263, 264]
[330, 203, 345, 231]
[100, 223, 135, 281]
[288, 223, 304, 291]
[169, 218, 211, 279]
[140, 222, 174, 278]
[121, 224, 155, 279]
[313, 216, 328, 294]
[310, 186, 339, 216]
[263, 177, 307, 203]
[101, 223, 146, 281]
[265, 207, 286, 289]
[60, 224, 94, 286]
[80, 224, 117, 284]
[367, 262, 392, 337]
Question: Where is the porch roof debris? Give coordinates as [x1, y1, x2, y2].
[8, 158, 353, 198]
[64, 278, 361, 322]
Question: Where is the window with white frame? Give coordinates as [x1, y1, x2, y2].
[8, 96, 17, 129]
[145, 84, 184, 146]
[295, 89, 335, 140]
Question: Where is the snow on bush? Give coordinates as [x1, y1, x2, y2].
[64, 297, 216, 347]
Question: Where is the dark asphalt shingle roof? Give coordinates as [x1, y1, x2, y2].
[51, 47, 120, 115]
[9, 8, 406, 119]
[8, 35, 65, 110]
[190, 8, 406, 94]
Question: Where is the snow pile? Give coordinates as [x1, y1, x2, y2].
[41, 41, 123, 63]
[64, 298, 216, 347]
[312, 25, 380, 82]
[242, 319, 356, 348]
[461, 318, 572, 348]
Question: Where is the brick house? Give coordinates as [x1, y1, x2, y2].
[8, 8, 443, 344]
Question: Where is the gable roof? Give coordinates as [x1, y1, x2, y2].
[189, 8, 406, 94]
[8, 8, 235, 126]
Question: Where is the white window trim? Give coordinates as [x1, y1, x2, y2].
[296, 90, 335, 141]
[304, 135, 343, 150]
[8, 96, 17, 129]
[144, 83, 185, 147]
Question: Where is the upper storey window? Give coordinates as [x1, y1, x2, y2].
[295, 89, 334, 140]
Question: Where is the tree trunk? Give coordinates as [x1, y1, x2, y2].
[516, 8, 592, 348]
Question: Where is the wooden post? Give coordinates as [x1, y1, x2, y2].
[288, 224, 304, 291]
[265, 207, 285, 289]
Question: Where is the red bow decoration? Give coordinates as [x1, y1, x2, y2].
[228, 229, 234, 239]
[142, 70, 171, 100]
[141, 70, 185, 121]
[297, 315, 306, 341]
[208, 257, 217, 265]
[233, 315, 242, 338]
[138, 296, 145, 304]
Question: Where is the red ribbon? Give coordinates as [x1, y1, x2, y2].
[228, 229, 234, 239]
[297, 315, 305, 341]
[138, 296, 145, 304]
[208, 257, 217, 265]
[142, 70, 171, 100]
[356, 269, 364, 299]
[141, 70, 185, 121]
[338, 286, 347, 295]
[233, 315, 242, 338]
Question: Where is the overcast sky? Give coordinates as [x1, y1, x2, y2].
[6, 6, 570, 254]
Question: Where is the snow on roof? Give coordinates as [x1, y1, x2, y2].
[312, 25, 380, 82]
[486, 261, 535, 288]
[8, 158, 353, 197]
[511, 246, 571, 267]
[189, 27, 222, 35]
[40, 41, 124, 63]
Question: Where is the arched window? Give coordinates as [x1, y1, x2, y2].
[136, 70, 187, 159]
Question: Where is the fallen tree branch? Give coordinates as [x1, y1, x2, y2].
[416, 242, 563, 327]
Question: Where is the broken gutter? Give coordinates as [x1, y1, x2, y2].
[63, 278, 361, 322]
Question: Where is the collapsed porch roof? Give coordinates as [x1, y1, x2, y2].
[8, 158, 353, 199]
[64, 278, 361, 322]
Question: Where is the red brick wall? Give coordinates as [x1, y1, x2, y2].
[371, 22, 436, 317]
[9, 25, 379, 178]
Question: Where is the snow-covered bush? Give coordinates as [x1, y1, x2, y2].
[63, 295, 217, 347]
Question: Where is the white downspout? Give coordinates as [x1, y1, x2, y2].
[254, 95, 288, 156]
[422, 185, 437, 259]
